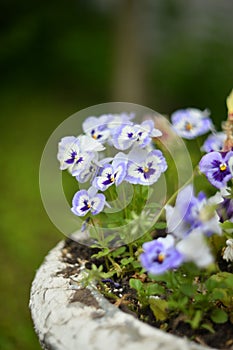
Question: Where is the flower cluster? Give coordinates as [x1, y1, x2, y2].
[57, 93, 233, 336]
[140, 185, 223, 274]
[57, 113, 167, 217]
[140, 96, 233, 275]
[58, 94, 233, 279]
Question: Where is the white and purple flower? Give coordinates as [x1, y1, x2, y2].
[93, 153, 127, 191]
[140, 235, 183, 275]
[112, 120, 162, 150]
[82, 115, 111, 143]
[126, 148, 167, 186]
[199, 151, 233, 189]
[223, 239, 233, 262]
[201, 132, 226, 153]
[165, 185, 222, 238]
[71, 187, 106, 216]
[176, 228, 214, 268]
[171, 108, 213, 139]
[184, 191, 223, 236]
[57, 135, 105, 177]
[106, 112, 135, 131]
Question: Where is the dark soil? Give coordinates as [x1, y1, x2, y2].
[59, 238, 233, 350]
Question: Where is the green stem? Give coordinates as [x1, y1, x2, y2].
[90, 217, 104, 245]
[105, 256, 110, 270]
[128, 243, 134, 258]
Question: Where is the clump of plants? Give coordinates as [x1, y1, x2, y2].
[57, 92, 233, 347]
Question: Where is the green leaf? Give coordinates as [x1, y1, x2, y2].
[180, 283, 196, 297]
[211, 288, 226, 301]
[91, 248, 110, 259]
[154, 222, 167, 229]
[211, 309, 228, 324]
[146, 283, 165, 296]
[207, 272, 233, 290]
[149, 297, 168, 321]
[129, 278, 143, 292]
[111, 246, 126, 258]
[221, 220, 233, 232]
[189, 310, 202, 329]
[120, 257, 134, 266]
[201, 323, 215, 334]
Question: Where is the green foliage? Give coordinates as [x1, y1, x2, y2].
[211, 309, 228, 324]
[149, 298, 168, 321]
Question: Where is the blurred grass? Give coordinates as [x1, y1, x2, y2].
[0, 86, 83, 350]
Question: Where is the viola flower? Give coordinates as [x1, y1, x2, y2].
[223, 239, 233, 262]
[71, 187, 106, 216]
[112, 120, 162, 150]
[201, 132, 226, 153]
[165, 185, 193, 239]
[176, 228, 213, 267]
[126, 148, 167, 186]
[82, 115, 110, 143]
[187, 191, 223, 236]
[75, 157, 113, 184]
[217, 198, 233, 222]
[171, 108, 213, 139]
[75, 163, 97, 183]
[140, 235, 183, 275]
[199, 151, 233, 189]
[93, 153, 127, 191]
[166, 185, 222, 237]
[106, 112, 135, 132]
[57, 135, 105, 176]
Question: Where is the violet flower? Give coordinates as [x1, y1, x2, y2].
[166, 185, 222, 238]
[57, 135, 104, 176]
[125, 148, 167, 186]
[71, 187, 106, 216]
[82, 115, 111, 143]
[217, 198, 233, 223]
[93, 153, 127, 191]
[201, 132, 226, 153]
[199, 151, 233, 189]
[165, 185, 193, 239]
[112, 120, 162, 150]
[140, 235, 183, 275]
[171, 108, 213, 139]
[106, 112, 135, 131]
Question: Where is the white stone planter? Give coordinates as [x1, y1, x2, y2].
[30, 241, 216, 350]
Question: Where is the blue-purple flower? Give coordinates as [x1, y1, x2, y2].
[171, 108, 213, 139]
[82, 115, 110, 143]
[217, 198, 233, 223]
[201, 132, 226, 153]
[125, 148, 167, 185]
[93, 153, 127, 191]
[106, 112, 135, 131]
[140, 235, 183, 275]
[57, 135, 104, 177]
[166, 185, 222, 238]
[71, 187, 106, 216]
[112, 120, 162, 150]
[199, 151, 233, 189]
[184, 191, 223, 236]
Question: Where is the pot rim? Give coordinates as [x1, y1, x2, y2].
[30, 240, 216, 350]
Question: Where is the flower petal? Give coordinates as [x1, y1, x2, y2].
[91, 194, 106, 215]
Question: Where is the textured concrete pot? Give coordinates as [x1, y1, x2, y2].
[30, 241, 216, 350]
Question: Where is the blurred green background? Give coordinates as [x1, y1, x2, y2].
[1, 0, 233, 349]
